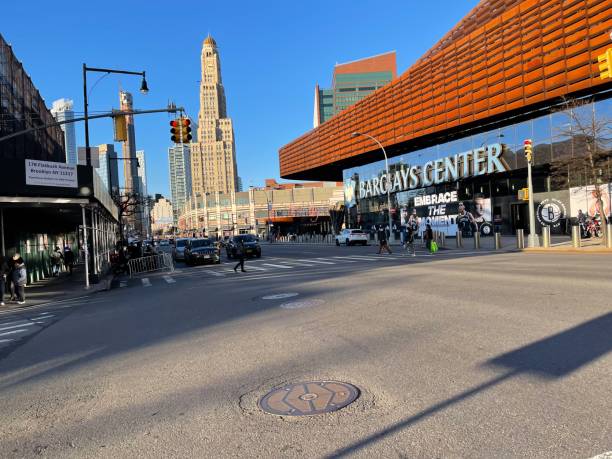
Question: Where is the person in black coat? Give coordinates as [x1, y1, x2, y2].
[0, 256, 10, 306]
[11, 254, 27, 304]
[63, 246, 75, 275]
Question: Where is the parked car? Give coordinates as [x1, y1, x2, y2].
[226, 234, 261, 259]
[184, 238, 220, 265]
[173, 237, 191, 261]
[335, 229, 368, 246]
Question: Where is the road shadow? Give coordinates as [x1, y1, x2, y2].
[327, 312, 612, 457]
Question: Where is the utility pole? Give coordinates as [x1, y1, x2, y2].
[524, 139, 539, 248]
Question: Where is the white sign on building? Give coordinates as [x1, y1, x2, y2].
[25, 159, 78, 188]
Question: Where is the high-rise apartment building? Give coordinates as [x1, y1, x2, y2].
[119, 90, 144, 236]
[313, 51, 397, 127]
[50, 98, 77, 164]
[151, 195, 174, 235]
[190, 36, 239, 195]
[168, 144, 192, 224]
[136, 150, 150, 237]
[96, 144, 119, 194]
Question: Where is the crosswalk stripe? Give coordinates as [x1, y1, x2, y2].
[0, 338, 14, 343]
[163, 275, 176, 284]
[142, 278, 151, 287]
[262, 263, 293, 269]
[0, 329, 30, 337]
[280, 261, 317, 267]
[120, 281, 128, 288]
[331, 257, 359, 262]
[206, 271, 225, 277]
[244, 265, 267, 271]
[0, 322, 35, 332]
[0, 320, 30, 327]
[298, 259, 334, 265]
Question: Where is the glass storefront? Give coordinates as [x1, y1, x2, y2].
[343, 98, 612, 237]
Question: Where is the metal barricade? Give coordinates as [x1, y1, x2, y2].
[516, 229, 525, 249]
[128, 253, 175, 278]
[542, 226, 551, 248]
[571, 225, 581, 248]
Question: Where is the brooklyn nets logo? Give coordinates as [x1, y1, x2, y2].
[537, 198, 566, 228]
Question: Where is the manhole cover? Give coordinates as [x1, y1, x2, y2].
[262, 293, 299, 300]
[280, 299, 325, 309]
[259, 381, 359, 416]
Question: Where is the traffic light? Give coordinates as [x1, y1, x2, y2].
[598, 48, 612, 80]
[170, 117, 192, 143]
[113, 111, 127, 142]
[524, 139, 533, 163]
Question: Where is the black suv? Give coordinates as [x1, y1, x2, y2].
[226, 234, 261, 259]
[184, 238, 220, 265]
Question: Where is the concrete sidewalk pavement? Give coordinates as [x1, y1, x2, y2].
[0, 264, 112, 315]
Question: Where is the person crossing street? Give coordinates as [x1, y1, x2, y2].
[233, 240, 247, 272]
[377, 224, 392, 255]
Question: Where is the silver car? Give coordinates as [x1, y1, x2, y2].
[173, 238, 191, 261]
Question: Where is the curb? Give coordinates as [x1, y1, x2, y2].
[0, 273, 116, 317]
[522, 247, 612, 254]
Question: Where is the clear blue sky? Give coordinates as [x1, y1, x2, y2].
[3, 0, 479, 198]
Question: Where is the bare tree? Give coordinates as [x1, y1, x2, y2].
[112, 191, 153, 243]
[549, 99, 612, 240]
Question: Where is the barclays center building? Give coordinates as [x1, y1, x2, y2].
[279, 0, 612, 238]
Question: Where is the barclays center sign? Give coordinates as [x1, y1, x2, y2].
[357, 143, 509, 199]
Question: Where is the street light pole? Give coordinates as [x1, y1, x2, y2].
[352, 132, 394, 241]
[82, 64, 149, 167]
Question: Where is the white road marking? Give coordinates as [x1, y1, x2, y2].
[331, 257, 358, 262]
[120, 281, 128, 288]
[163, 275, 176, 284]
[279, 261, 317, 267]
[0, 338, 14, 343]
[32, 314, 54, 319]
[298, 259, 335, 265]
[0, 329, 30, 337]
[141, 278, 152, 287]
[243, 265, 267, 271]
[0, 322, 35, 332]
[262, 263, 293, 269]
[0, 319, 30, 327]
[205, 271, 225, 277]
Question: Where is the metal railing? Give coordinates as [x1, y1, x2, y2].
[128, 253, 174, 278]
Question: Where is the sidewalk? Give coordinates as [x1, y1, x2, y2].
[0, 264, 112, 315]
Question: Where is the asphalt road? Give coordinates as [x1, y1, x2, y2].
[0, 244, 610, 458]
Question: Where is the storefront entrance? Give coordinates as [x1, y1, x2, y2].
[510, 202, 529, 234]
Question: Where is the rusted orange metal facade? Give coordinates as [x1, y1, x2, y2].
[279, 0, 612, 180]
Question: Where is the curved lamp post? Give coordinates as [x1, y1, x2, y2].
[351, 132, 394, 240]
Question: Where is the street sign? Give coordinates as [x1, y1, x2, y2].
[518, 187, 530, 201]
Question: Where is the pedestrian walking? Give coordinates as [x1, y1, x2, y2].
[63, 246, 75, 275]
[51, 246, 63, 277]
[406, 210, 419, 257]
[0, 255, 10, 306]
[377, 225, 392, 254]
[12, 254, 27, 305]
[233, 240, 246, 272]
[423, 224, 434, 254]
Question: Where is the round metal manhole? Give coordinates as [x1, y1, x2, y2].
[262, 293, 300, 300]
[259, 381, 360, 416]
[280, 299, 325, 309]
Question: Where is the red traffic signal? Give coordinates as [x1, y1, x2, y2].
[170, 117, 192, 143]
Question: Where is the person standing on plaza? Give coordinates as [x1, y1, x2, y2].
[423, 224, 434, 254]
[0, 256, 10, 306]
[377, 224, 392, 255]
[63, 246, 75, 275]
[12, 254, 26, 305]
[51, 246, 63, 277]
[406, 209, 419, 257]
[233, 240, 246, 272]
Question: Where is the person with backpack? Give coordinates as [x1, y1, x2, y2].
[233, 240, 247, 273]
[12, 254, 26, 305]
[51, 246, 63, 277]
